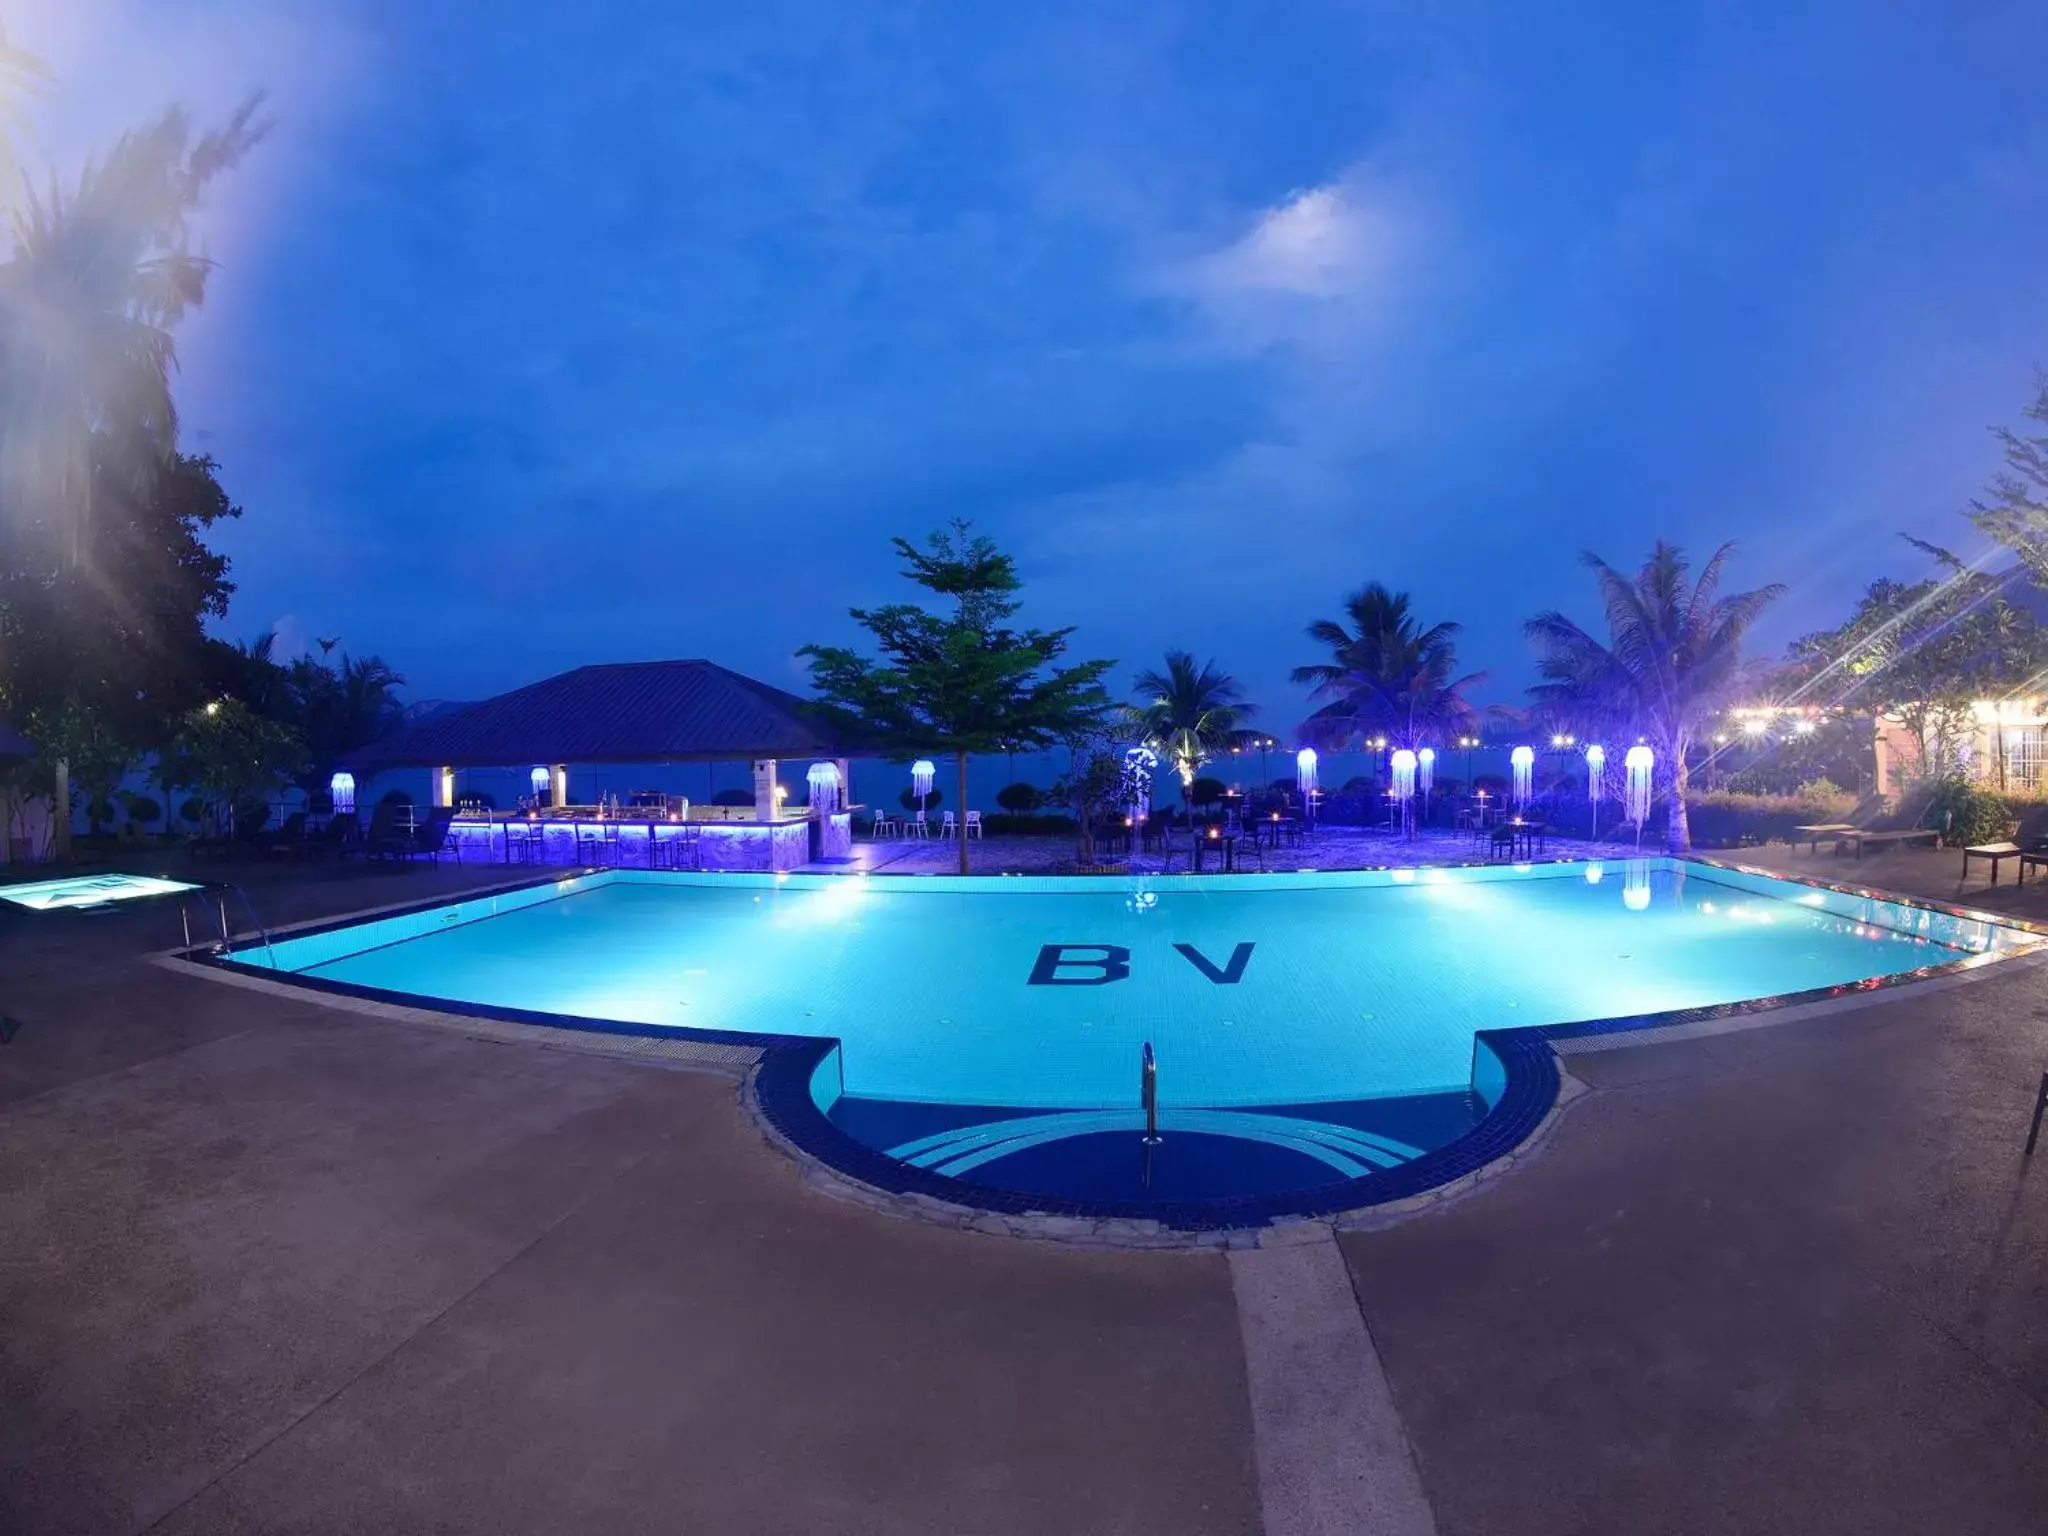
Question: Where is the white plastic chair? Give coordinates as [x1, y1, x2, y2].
[871, 813, 899, 840]
[941, 810, 959, 836]
[965, 810, 983, 839]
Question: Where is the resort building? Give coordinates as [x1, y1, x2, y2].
[346, 659, 863, 871]
[1871, 699, 2048, 797]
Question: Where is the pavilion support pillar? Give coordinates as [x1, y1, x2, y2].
[835, 758, 852, 811]
[550, 766, 568, 808]
[432, 767, 455, 808]
[753, 759, 779, 822]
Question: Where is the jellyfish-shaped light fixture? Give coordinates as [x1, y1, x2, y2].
[1390, 748, 1418, 806]
[1510, 744, 1535, 807]
[806, 761, 842, 815]
[1417, 747, 1435, 799]
[329, 771, 356, 815]
[1624, 743, 1655, 825]
[530, 766, 550, 797]
[1295, 746, 1319, 800]
[910, 758, 936, 820]
[1585, 743, 1606, 803]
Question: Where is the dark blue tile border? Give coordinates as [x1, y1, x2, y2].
[177, 856, 2043, 1232]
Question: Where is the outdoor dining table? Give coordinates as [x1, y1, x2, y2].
[1195, 829, 1239, 872]
[1502, 818, 1547, 859]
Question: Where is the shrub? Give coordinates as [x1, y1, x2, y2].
[380, 788, 414, 807]
[123, 795, 163, 836]
[711, 788, 755, 806]
[897, 786, 943, 811]
[179, 796, 207, 827]
[1681, 786, 1859, 848]
[1919, 778, 2015, 846]
[995, 782, 1044, 814]
[1189, 776, 1227, 806]
[85, 796, 119, 834]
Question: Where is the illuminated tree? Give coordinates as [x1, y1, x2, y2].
[1127, 651, 1257, 818]
[1526, 542, 1783, 851]
[803, 520, 1114, 874]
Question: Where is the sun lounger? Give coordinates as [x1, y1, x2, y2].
[1792, 822, 1858, 853]
[1836, 827, 1940, 858]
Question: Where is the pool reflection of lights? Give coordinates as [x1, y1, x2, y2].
[1584, 863, 1605, 885]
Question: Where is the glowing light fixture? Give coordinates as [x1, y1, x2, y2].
[1295, 746, 1319, 801]
[1585, 743, 1606, 801]
[1624, 744, 1654, 825]
[1742, 717, 1767, 737]
[1510, 745, 1534, 806]
[1417, 746, 1435, 798]
[530, 766, 550, 797]
[1390, 748, 1418, 806]
[806, 761, 842, 815]
[329, 771, 356, 815]
[1794, 719, 1817, 736]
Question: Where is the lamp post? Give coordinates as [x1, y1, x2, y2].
[1458, 735, 1480, 795]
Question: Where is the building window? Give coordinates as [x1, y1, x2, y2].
[2003, 727, 2048, 792]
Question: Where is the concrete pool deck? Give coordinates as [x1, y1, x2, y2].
[4, 849, 2047, 1532]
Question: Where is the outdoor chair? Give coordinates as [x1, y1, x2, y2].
[306, 811, 360, 858]
[360, 802, 411, 860]
[964, 810, 983, 839]
[263, 811, 309, 858]
[404, 807, 461, 864]
[941, 810, 959, 837]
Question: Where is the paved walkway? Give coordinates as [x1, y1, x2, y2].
[3, 849, 2047, 1533]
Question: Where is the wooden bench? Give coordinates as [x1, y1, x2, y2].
[1961, 841, 2024, 885]
[2020, 851, 2048, 887]
[1836, 827, 1941, 859]
[1792, 822, 1858, 853]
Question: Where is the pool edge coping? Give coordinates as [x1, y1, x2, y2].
[163, 855, 2048, 1239]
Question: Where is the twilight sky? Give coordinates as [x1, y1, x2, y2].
[23, 0, 2048, 720]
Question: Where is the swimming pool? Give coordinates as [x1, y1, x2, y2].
[0, 873, 201, 912]
[210, 859, 2033, 1225]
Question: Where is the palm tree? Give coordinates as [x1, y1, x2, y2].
[1526, 541, 1784, 851]
[1128, 652, 1258, 817]
[1291, 584, 1487, 749]
[0, 96, 267, 567]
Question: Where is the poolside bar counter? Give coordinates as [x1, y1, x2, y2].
[448, 806, 850, 872]
[343, 660, 868, 875]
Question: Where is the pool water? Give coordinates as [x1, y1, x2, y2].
[232, 859, 2025, 1214]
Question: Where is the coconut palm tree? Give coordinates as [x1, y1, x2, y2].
[1128, 652, 1258, 817]
[1291, 583, 1487, 749]
[0, 96, 267, 566]
[1526, 541, 1784, 851]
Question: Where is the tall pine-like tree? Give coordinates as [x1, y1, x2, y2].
[802, 520, 1114, 873]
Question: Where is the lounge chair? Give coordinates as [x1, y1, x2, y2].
[1835, 826, 1942, 859]
[1792, 822, 1858, 853]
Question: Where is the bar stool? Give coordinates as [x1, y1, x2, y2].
[575, 821, 620, 867]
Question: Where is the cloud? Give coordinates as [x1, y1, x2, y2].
[1161, 174, 1420, 358]
[1192, 185, 1375, 298]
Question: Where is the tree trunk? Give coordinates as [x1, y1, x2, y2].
[955, 751, 970, 875]
[1666, 735, 1692, 853]
[53, 757, 72, 861]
